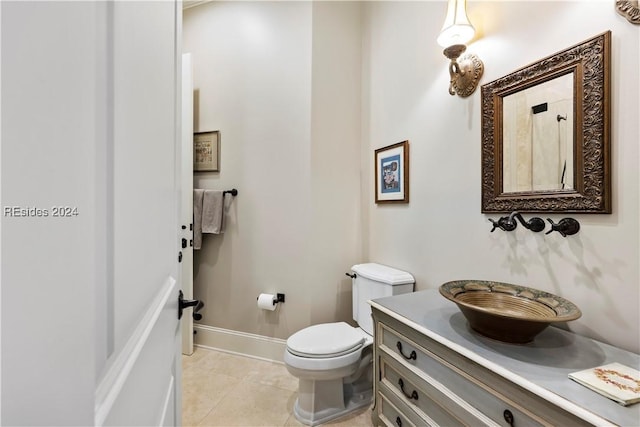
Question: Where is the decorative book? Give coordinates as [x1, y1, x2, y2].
[569, 363, 640, 406]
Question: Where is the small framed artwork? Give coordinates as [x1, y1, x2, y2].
[194, 130, 220, 172]
[375, 140, 409, 204]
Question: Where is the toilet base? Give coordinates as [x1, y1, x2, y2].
[292, 369, 373, 426]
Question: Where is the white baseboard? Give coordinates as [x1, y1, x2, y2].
[194, 324, 287, 364]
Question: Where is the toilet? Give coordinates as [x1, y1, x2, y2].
[284, 263, 415, 426]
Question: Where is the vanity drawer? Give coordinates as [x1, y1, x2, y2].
[376, 389, 419, 427]
[379, 321, 590, 427]
[380, 353, 494, 427]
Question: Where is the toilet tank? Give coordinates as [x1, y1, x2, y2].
[350, 263, 415, 335]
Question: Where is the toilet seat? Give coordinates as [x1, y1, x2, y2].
[286, 322, 366, 358]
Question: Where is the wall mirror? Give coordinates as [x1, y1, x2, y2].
[481, 31, 611, 213]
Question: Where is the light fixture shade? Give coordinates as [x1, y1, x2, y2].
[437, 0, 475, 48]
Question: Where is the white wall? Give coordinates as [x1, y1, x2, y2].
[308, 2, 364, 326]
[362, 1, 639, 353]
[183, 1, 363, 340]
[184, 1, 639, 354]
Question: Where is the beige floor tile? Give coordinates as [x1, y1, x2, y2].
[243, 359, 299, 392]
[182, 348, 238, 426]
[283, 413, 305, 426]
[182, 370, 240, 426]
[183, 369, 239, 403]
[325, 405, 374, 426]
[185, 348, 231, 375]
[205, 351, 269, 380]
[182, 391, 216, 427]
[183, 347, 210, 371]
[197, 379, 296, 426]
[183, 347, 373, 426]
[283, 404, 374, 427]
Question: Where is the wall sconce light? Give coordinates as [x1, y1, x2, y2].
[437, 0, 484, 97]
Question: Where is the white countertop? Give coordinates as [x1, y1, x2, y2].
[370, 289, 640, 427]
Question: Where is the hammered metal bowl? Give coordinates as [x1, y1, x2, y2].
[439, 280, 582, 343]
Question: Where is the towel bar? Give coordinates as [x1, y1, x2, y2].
[223, 189, 238, 196]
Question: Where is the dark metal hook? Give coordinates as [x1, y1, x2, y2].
[489, 216, 517, 232]
[546, 218, 580, 237]
[489, 212, 545, 233]
[511, 212, 546, 232]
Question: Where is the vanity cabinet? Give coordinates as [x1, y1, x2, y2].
[369, 290, 640, 427]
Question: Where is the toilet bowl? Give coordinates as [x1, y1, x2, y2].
[284, 263, 415, 426]
[284, 322, 374, 426]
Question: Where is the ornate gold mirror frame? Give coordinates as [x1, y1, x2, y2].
[616, 0, 640, 24]
[481, 31, 611, 213]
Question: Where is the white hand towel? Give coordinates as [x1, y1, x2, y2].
[202, 190, 226, 234]
[193, 189, 205, 250]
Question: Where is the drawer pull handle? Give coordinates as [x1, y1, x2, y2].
[398, 378, 419, 401]
[503, 409, 514, 427]
[395, 416, 402, 427]
[396, 341, 417, 360]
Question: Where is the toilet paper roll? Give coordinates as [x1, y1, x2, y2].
[257, 293, 277, 311]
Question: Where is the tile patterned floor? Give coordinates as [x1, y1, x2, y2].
[182, 346, 374, 426]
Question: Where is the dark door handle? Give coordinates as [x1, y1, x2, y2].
[178, 290, 200, 320]
[193, 301, 204, 321]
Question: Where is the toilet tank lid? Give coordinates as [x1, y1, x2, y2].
[351, 263, 415, 285]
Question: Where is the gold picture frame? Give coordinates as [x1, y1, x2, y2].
[194, 130, 220, 172]
[375, 141, 410, 204]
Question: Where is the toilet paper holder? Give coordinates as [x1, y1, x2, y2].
[257, 293, 286, 306]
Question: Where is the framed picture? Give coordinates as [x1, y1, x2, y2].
[194, 130, 220, 172]
[375, 140, 409, 204]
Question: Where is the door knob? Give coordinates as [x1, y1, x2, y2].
[192, 301, 204, 321]
[178, 290, 200, 320]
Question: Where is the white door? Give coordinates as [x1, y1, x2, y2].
[1, 1, 184, 425]
[181, 53, 195, 356]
